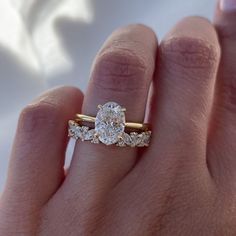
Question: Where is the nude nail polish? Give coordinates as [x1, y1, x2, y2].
[220, 0, 236, 11]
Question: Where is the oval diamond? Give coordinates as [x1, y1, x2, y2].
[95, 102, 125, 145]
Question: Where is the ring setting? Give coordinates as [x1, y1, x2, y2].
[68, 102, 151, 147]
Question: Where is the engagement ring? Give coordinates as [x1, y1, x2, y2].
[68, 102, 151, 147]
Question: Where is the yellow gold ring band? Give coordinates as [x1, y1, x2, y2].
[75, 114, 149, 131]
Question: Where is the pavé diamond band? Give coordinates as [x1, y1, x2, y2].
[68, 102, 151, 147]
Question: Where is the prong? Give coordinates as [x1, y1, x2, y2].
[68, 120, 75, 126]
[97, 104, 102, 109]
[91, 132, 100, 144]
[121, 108, 126, 112]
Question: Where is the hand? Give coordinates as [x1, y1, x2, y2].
[1, 3, 236, 236]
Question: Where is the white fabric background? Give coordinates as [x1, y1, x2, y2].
[0, 0, 215, 192]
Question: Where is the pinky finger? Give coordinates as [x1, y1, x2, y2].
[0, 86, 83, 214]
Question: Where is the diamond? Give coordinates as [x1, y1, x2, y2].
[117, 132, 151, 147]
[91, 133, 100, 144]
[84, 129, 96, 141]
[123, 133, 133, 146]
[117, 135, 126, 147]
[68, 120, 80, 139]
[136, 131, 151, 147]
[142, 131, 151, 146]
[77, 126, 89, 141]
[95, 102, 125, 145]
[130, 132, 142, 147]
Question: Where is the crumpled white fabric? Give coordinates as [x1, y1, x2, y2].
[0, 0, 214, 191]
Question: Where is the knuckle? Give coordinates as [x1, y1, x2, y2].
[92, 48, 148, 92]
[55, 85, 82, 97]
[160, 37, 220, 73]
[19, 101, 59, 132]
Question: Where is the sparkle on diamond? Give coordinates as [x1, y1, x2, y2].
[95, 102, 125, 145]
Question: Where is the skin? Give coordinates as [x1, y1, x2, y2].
[0, 3, 236, 236]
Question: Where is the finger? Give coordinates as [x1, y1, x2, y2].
[208, 1, 236, 187]
[105, 18, 220, 233]
[136, 17, 220, 182]
[64, 25, 157, 199]
[1, 86, 83, 214]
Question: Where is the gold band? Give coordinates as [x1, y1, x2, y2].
[75, 114, 149, 131]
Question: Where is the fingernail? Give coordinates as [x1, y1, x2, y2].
[220, 0, 236, 11]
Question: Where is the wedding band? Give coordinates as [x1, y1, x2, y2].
[68, 102, 151, 147]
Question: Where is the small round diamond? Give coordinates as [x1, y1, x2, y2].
[91, 133, 100, 144]
[84, 129, 96, 141]
[140, 131, 151, 147]
[130, 132, 140, 147]
[79, 126, 89, 140]
[68, 121, 80, 138]
[95, 102, 125, 145]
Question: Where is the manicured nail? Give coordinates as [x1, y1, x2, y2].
[220, 0, 236, 11]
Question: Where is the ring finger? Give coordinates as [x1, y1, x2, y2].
[63, 24, 157, 202]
